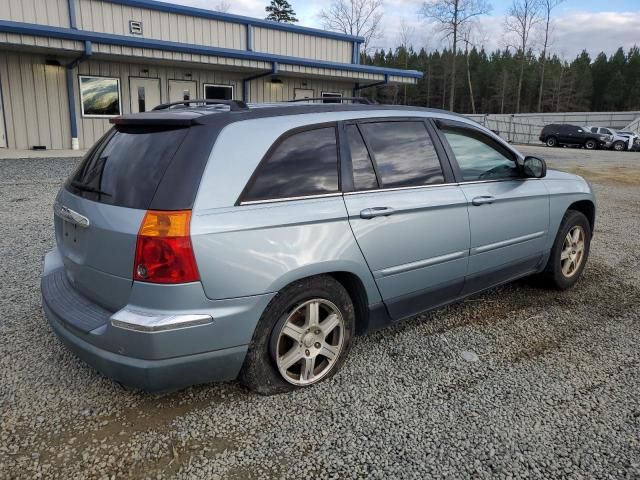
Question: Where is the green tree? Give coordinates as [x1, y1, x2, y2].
[265, 0, 298, 23]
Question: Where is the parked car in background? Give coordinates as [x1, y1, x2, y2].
[585, 126, 629, 151]
[42, 101, 596, 394]
[615, 130, 640, 152]
[539, 124, 608, 149]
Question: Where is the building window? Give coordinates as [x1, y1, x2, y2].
[204, 84, 233, 100]
[79, 76, 121, 117]
[322, 92, 343, 104]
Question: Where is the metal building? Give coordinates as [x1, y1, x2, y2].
[0, 0, 421, 150]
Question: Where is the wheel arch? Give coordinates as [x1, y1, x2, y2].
[567, 200, 595, 235]
[266, 266, 380, 337]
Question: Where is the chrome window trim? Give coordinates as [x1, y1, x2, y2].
[240, 192, 343, 206]
[343, 177, 541, 196]
[343, 182, 454, 196]
[238, 177, 542, 204]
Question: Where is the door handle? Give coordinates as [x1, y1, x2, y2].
[471, 196, 495, 206]
[360, 207, 395, 219]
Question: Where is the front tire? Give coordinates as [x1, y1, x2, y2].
[541, 210, 591, 290]
[239, 275, 355, 395]
[585, 139, 597, 150]
[612, 141, 626, 152]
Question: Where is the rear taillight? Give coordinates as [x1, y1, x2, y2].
[133, 210, 200, 284]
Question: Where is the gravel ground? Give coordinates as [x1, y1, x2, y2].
[1, 148, 639, 479]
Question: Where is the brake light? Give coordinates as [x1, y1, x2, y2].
[133, 210, 200, 284]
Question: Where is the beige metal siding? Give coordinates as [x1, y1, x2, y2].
[74, 59, 248, 147]
[253, 27, 352, 63]
[249, 77, 352, 103]
[0, 52, 70, 149]
[388, 75, 417, 85]
[279, 64, 383, 82]
[0, 32, 83, 52]
[0, 0, 71, 27]
[76, 0, 246, 50]
[91, 42, 270, 70]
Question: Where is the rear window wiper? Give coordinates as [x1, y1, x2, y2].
[70, 180, 112, 197]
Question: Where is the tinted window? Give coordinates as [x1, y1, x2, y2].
[442, 129, 519, 181]
[204, 85, 233, 100]
[359, 122, 444, 188]
[67, 126, 188, 209]
[244, 127, 339, 201]
[346, 125, 378, 191]
[590, 127, 598, 133]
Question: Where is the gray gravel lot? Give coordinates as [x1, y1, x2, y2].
[1, 147, 639, 479]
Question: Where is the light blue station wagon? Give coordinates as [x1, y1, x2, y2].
[42, 100, 595, 394]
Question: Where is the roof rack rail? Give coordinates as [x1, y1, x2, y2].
[286, 97, 378, 105]
[152, 99, 249, 111]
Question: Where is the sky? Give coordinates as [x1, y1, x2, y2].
[173, 0, 640, 59]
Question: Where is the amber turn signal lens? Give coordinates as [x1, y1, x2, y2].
[138, 210, 191, 237]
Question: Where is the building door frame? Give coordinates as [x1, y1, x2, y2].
[294, 88, 314, 102]
[129, 76, 161, 113]
[0, 76, 6, 147]
[168, 79, 198, 103]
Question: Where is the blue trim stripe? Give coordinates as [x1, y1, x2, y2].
[107, 0, 365, 43]
[0, 21, 423, 79]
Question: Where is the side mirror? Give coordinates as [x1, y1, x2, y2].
[523, 156, 547, 178]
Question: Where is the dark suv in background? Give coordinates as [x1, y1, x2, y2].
[540, 124, 608, 149]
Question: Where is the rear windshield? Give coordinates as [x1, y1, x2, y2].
[66, 126, 188, 209]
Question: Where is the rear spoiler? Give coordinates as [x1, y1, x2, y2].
[109, 114, 199, 127]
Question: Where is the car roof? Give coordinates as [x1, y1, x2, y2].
[112, 102, 464, 127]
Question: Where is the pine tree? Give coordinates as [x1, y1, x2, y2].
[265, 0, 298, 23]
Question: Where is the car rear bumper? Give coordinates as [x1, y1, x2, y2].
[41, 248, 274, 391]
[44, 299, 247, 392]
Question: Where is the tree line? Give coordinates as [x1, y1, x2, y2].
[360, 45, 640, 114]
[260, 0, 640, 114]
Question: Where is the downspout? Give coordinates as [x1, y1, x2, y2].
[242, 62, 278, 103]
[66, 40, 92, 150]
[67, 0, 78, 29]
[352, 41, 361, 65]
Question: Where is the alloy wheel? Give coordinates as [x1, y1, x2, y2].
[274, 299, 345, 386]
[560, 226, 586, 278]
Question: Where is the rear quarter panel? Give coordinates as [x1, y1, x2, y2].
[190, 197, 381, 302]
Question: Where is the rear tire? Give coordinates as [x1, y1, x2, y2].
[239, 275, 355, 395]
[541, 210, 591, 290]
[546, 136, 558, 147]
[585, 139, 597, 150]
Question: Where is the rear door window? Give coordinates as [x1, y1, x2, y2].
[243, 127, 339, 202]
[66, 126, 189, 209]
[345, 125, 378, 191]
[358, 121, 444, 188]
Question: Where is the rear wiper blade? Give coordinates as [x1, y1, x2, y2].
[70, 180, 112, 196]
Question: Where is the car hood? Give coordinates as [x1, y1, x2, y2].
[545, 168, 580, 181]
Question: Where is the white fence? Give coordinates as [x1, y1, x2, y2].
[466, 111, 640, 144]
